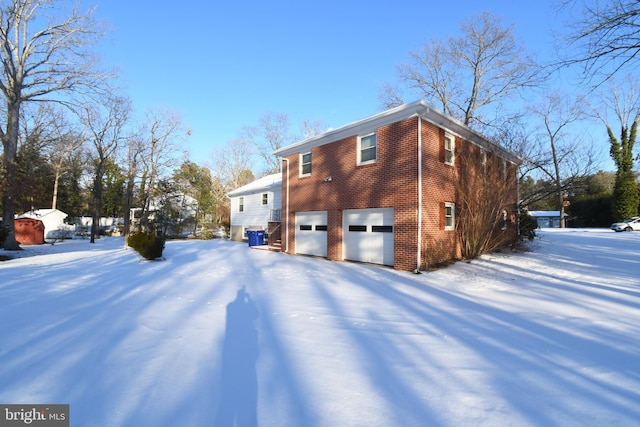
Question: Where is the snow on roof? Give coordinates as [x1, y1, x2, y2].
[528, 211, 568, 217]
[17, 209, 68, 220]
[227, 173, 282, 197]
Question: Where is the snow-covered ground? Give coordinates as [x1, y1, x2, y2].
[0, 229, 638, 427]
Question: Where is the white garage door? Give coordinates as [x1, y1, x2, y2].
[295, 211, 327, 257]
[343, 208, 394, 266]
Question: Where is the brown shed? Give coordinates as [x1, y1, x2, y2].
[15, 218, 45, 245]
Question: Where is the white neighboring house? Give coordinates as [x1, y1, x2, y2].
[528, 211, 569, 228]
[17, 209, 74, 240]
[227, 173, 282, 241]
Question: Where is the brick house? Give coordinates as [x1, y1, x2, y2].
[272, 100, 521, 271]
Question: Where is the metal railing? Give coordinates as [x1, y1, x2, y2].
[269, 209, 281, 222]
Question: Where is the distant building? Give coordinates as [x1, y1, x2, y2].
[528, 211, 568, 228]
[227, 173, 282, 242]
[17, 209, 73, 240]
[14, 218, 45, 245]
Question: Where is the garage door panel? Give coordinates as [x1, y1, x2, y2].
[295, 211, 327, 257]
[343, 208, 394, 266]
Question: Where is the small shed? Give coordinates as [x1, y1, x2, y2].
[17, 209, 73, 239]
[14, 218, 45, 245]
[528, 211, 569, 228]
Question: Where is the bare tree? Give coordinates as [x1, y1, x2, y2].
[9, 104, 59, 212]
[455, 144, 519, 260]
[121, 132, 144, 243]
[213, 138, 255, 193]
[80, 95, 131, 243]
[242, 112, 294, 174]
[299, 118, 327, 139]
[382, 11, 538, 128]
[211, 175, 229, 226]
[527, 93, 597, 227]
[41, 106, 84, 210]
[558, 0, 640, 83]
[0, 0, 107, 249]
[172, 161, 215, 235]
[137, 108, 188, 232]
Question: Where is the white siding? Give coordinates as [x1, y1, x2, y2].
[230, 191, 275, 227]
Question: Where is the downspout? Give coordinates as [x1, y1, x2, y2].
[416, 114, 423, 273]
[281, 157, 290, 253]
[516, 164, 521, 238]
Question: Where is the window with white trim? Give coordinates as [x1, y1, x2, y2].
[358, 133, 377, 165]
[262, 193, 268, 205]
[444, 133, 455, 165]
[444, 202, 455, 230]
[239, 197, 244, 212]
[300, 152, 312, 176]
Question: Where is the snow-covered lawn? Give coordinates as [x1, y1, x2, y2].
[1, 229, 638, 426]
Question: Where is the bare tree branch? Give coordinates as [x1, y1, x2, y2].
[382, 11, 540, 128]
[557, 0, 640, 83]
[0, 0, 109, 249]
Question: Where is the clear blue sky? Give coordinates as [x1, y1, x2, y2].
[95, 1, 584, 167]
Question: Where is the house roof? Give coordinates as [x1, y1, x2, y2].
[528, 211, 569, 217]
[272, 100, 522, 165]
[227, 173, 282, 197]
[17, 209, 68, 221]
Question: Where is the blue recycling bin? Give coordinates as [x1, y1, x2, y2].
[247, 229, 265, 246]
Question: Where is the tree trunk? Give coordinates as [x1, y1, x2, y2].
[123, 171, 136, 246]
[90, 164, 104, 244]
[2, 101, 21, 250]
[52, 168, 61, 210]
[550, 135, 566, 228]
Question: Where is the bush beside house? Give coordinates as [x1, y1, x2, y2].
[128, 232, 165, 260]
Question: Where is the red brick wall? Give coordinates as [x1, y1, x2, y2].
[280, 116, 519, 271]
[282, 117, 419, 270]
[419, 121, 460, 268]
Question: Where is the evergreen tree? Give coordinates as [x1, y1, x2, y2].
[608, 120, 639, 220]
[101, 159, 126, 218]
[568, 171, 615, 227]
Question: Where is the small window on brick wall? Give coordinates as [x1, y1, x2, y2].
[443, 202, 455, 230]
[444, 133, 455, 165]
[301, 152, 312, 176]
[357, 133, 377, 165]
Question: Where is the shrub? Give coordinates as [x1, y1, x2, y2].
[519, 209, 538, 241]
[612, 170, 639, 221]
[200, 229, 215, 240]
[128, 232, 165, 260]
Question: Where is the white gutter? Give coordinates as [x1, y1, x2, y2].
[416, 114, 423, 273]
[281, 157, 290, 253]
